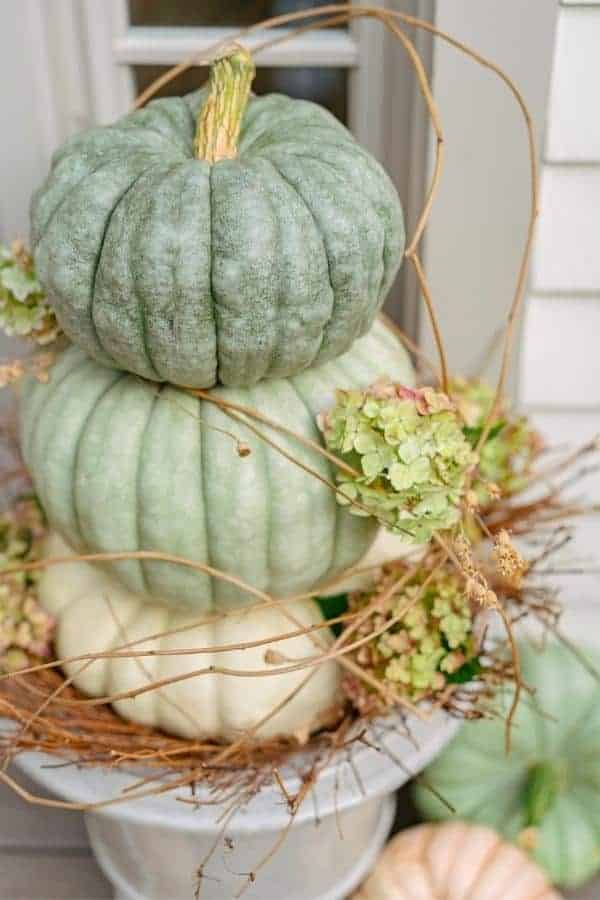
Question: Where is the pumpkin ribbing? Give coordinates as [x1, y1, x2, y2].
[20, 320, 414, 609]
[415, 641, 600, 888]
[30, 70, 404, 388]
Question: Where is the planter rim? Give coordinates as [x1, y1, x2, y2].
[12, 710, 459, 831]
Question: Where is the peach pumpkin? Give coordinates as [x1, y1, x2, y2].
[352, 821, 561, 900]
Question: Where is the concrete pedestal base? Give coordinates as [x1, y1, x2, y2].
[15, 711, 458, 900]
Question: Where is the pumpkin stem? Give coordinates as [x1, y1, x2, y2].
[524, 760, 566, 828]
[194, 44, 255, 163]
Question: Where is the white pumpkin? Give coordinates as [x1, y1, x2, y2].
[353, 822, 562, 900]
[39, 533, 340, 741]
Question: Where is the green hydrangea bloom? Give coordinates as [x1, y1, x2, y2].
[348, 569, 478, 704]
[451, 377, 540, 502]
[0, 242, 59, 345]
[320, 381, 477, 542]
[0, 498, 54, 673]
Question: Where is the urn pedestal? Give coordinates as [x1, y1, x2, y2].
[16, 712, 459, 900]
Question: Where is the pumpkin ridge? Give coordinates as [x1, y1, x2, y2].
[32, 154, 133, 251]
[127, 162, 188, 383]
[90, 166, 162, 374]
[208, 164, 219, 384]
[260, 154, 335, 367]
[239, 96, 352, 155]
[155, 611, 209, 736]
[196, 393, 214, 611]
[71, 370, 129, 552]
[103, 590, 144, 701]
[247, 161, 284, 383]
[165, 163, 217, 386]
[54, 123, 185, 169]
[20, 349, 86, 465]
[264, 166, 284, 380]
[282, 144, 401, 306]
[287, 376, 338, 577]
[116, 103, 195, 156]
[465, 829, 504, 900]
[284, 149, 387, 333]
[136, 383, 162, 594]
[73, 375, 154, 593]
[251, 384, 276, 597]
[29, 358, 121, 546]
[243, 120, 355, 159]
[419, 822, 445, 898]
[252, 157, 331, 379]
[262, 150, 382, 358]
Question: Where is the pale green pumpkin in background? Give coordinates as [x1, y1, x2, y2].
[30, 48, 404, 388]
[414, 642, 600, 889]
[20, 319, 414, 608]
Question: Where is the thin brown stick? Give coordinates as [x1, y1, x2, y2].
[190, 389, 359, 479]
[0, 550, 271, 603]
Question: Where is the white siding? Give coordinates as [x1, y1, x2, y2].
[420, 0, 558, 389]
[532, 167, 600, 293]
[520, 4, 599, 665]
[520, 2, 600, 419]
[546, 5, 600, 161]
[521, 296, 600, 407]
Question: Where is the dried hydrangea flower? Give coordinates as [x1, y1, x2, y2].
[453, 531, 498, 609]
[0, 498, 53, 673]
[319, 381, 477, 543]
[344, 567, 479, 708]
[450, 377, 541, 503]
[492, 529, 528, 588]
[0, 241, 60, 345]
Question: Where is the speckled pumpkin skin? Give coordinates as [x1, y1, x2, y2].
[30, 89, 404, 388]
[20, 320, 414, 609]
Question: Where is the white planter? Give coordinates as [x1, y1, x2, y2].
[15, 711, 458, 900]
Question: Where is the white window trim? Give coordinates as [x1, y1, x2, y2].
[65, 0, 389, 159]
[113, 26, 360, 68]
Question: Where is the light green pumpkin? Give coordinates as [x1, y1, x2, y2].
[30, 48, 404, 388]
[20, 319, 414, 610]
[414, 642, 600, 889]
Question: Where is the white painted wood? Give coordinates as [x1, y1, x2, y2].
[532, 166, 600, 293]
[521, 296, 600, 408]
[546, 7, 600, 161]
[0, 1, 53, 238]
[349, 0, 387, 160]
[0, 779, 88, 850]
[0, 850, 111, 899]
[113, 26, 359, 68]
[35, 1, 98, 145]
[23, 1, 63, 164]
[531, 411, 600, 460]
[80, 0, 134, 122]
[420, 0, 559, 395]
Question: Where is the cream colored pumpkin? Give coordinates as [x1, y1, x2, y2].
[39, 533, 340, 741]
[353, 822, 561, 900]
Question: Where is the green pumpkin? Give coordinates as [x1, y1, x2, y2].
[414, 642, 600, 889]
[30, 48, 404, 389]
[20, 320, 413, 609]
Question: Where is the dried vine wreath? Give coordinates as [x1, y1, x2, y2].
[0, 7, 597, 897]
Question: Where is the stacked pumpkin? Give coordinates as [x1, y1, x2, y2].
[20, 47, 414, 740]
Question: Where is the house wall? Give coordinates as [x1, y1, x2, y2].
[420, 0, 558, 396]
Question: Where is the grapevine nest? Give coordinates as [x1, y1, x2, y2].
[0, 9, 598, 896]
